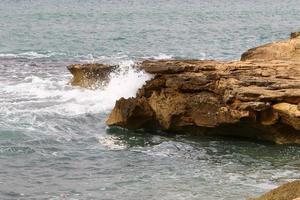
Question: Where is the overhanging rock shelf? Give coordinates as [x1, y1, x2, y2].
[68, 32, 300, 144]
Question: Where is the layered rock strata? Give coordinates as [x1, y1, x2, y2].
[67, 32, 300, 144]
[106, 59, 300, 144]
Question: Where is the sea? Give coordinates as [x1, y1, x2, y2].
[1, 0, 300, 199]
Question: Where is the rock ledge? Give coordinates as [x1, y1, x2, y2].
[67, 33, 300, 144]
[107, 34, 300, 144]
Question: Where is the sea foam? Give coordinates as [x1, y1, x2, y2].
[0, 60, 151, 117]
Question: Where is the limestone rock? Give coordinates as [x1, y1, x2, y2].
[66, 33, 300, 144]
[106, 97, 156, 129]
[273, 103, 300, 130]
[107, 58, 300, 144]
[249, 180, 300, 200]
[241, 33, 300, 61]
[67, 63, 117, 88]
[291, 32, 300, 39]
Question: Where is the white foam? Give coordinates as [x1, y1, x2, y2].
[148, 53, 173, 60]
[0, 60, 152, 117]
[97, 135, 127, 150]
[0, 51, 65, 59]
[77, 54, 130, 64]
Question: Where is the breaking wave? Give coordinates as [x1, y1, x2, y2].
[0, 58, 152, 141]
[0, 59, 151, 117]
[0, 51, 66, 59]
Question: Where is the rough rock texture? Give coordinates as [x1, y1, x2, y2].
[106, 97, 156, 129]
[66, 33, 300, 144]
[249, 180, 300, 200]
[106, 58, 300, 144]
[241, 32, 300, 61]
[67, 63, 117, 88]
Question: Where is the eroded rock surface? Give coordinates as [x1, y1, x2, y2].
[67, 33, 300, 144]
[107, 58, 300, 144]
[67, 63, 117, 88]
[241, 32, 300, 61]
[249, 180, 300, 200]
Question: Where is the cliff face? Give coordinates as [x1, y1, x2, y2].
[106, 59, 300, 144]
[67, 32, 300, 144]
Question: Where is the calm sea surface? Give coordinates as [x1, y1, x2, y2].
[1, 0, 300, 199]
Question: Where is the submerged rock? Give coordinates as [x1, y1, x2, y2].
[249, 180, 300, 200]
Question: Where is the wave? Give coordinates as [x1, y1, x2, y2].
[0, 58, 152, 141]
[78, 53, 174, 64]
[0, 59, 151, 116]
[0, 51, 175, 64]
[0, 51, 66, 59]
[149, 53, 173, 60]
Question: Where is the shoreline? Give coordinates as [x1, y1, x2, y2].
[68, 32, 300, 145]
[66, 32, 300, 199]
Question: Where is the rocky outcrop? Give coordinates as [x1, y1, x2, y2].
[67, 33, 300, 144]
[106, 59, 300, 144]
[249, 180, 300, 200]
[241, 32, 300, 61]
[67, 63, 117, 88]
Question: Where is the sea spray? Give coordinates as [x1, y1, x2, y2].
[1, 0, 300, 198]
[1, 60, 151, 117]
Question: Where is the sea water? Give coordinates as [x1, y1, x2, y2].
[1, 0, 300, 199]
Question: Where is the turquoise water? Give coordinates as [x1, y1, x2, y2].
[1, 0, 300, 199]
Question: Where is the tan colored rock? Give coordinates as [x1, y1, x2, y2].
[249, 180, 300, 200]
[273, 103, 300, 130]
[241, 33, 300, 61]
[259, 108, 278, 126]
[66, 33, 300, 144]
[107, 58, 300, 144]
[106, 97, 155, 129]
[291, 32, 300, 39]
[67, 63, 117, 88]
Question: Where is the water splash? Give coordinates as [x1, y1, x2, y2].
[0, 60, 151, 117]
[0, 58, 152, 143]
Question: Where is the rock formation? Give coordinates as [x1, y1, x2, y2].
[67, 63, 117, 88]
[241, 32, 300, 61]
[248, 180, 300, 200]
[68, 32, 300, 144]
[106, 59, 300, 144]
